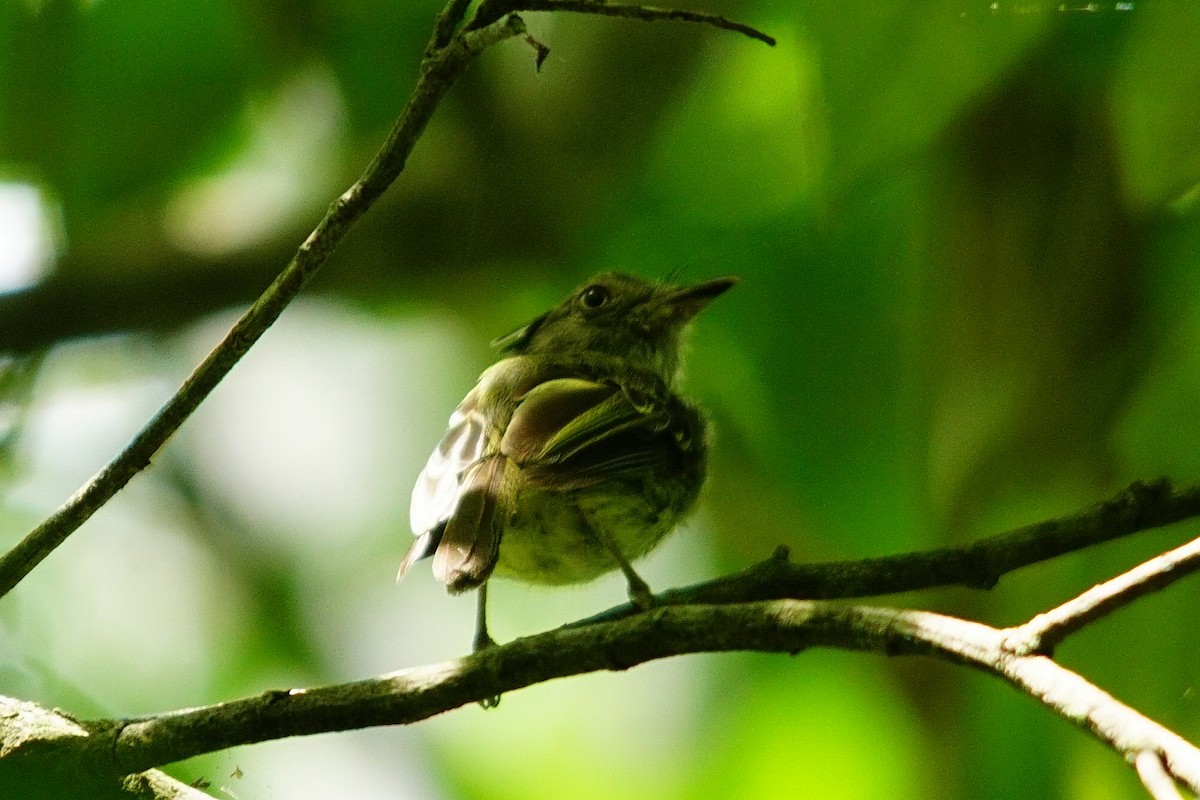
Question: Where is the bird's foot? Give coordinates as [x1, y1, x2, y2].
[627, 575, 656, 611]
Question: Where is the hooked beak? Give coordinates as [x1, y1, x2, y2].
[665, 276, 739, 321]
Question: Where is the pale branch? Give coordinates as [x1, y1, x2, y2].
[1137, 750, 1186, 800]
[476, 0, 778, 46]
[52, 574, 1200, 794]
[0, 7, 530, 600]
[1003, 533, 1200, 656]
[575, 479, 1200, 625]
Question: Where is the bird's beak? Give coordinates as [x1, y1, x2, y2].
[664, 276, 739, 321]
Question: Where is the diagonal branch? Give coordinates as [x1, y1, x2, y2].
[0, 9, 528, 601]
[1003, 532, 1200, 656]
[0, 0, 779, 603]
[1137, 750, 1186, 800]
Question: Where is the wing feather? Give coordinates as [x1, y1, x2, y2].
[501, 376, 681, 490]
[502, 379, 657, 465]
[432, 457, 515, 592]
[409, 384, 489, 536]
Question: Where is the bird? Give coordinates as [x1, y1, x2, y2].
[400, 271, 736, 652]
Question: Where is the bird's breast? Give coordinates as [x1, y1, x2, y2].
[491, 475, 698, 586]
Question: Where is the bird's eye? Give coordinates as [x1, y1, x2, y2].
[579, 285, 611, 309]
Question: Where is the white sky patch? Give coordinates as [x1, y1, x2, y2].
[0, 182, 57, 293]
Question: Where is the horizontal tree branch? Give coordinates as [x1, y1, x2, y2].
[80, 592, 1187, 792]
[6, 500, 1200, 793]
[574, 478, 1200, 624]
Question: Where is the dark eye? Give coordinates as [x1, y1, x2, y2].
[579, 285, 611, 309]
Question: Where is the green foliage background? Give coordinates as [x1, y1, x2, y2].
[2, 1, 1200, 797]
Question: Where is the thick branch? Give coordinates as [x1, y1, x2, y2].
[0, 697, 212, 799]
[0, 10, 528, 600]
[86, 599, 1199, 792]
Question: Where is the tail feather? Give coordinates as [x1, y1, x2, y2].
[433, 457, 516, 593]
[397, 527, 441, 581]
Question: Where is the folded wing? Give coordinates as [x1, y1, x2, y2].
[402, 363, 686, 589]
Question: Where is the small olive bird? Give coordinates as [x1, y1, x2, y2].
[400, 272, 736, 650]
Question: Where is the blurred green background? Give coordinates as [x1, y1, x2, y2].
[2, 0, 1200, 797]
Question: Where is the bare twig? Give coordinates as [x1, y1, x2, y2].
[1004, 533, 1200, 656]
[0, 9, 529, 601]
[470, 0, 776, 45]
[428, 0, 475, 51]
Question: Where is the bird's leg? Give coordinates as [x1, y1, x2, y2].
[474, 583, 501, 709]
[473, 582, 496, 652]
[581, 512, 654, 610]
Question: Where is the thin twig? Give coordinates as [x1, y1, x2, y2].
[470, 0, 774, 45]
[508, 0, 776, 45]
[1004, 533, 1200, 656]
[428, 0, 475, 52]
[0, 10, 529, 601]
[1137, 750, 1186, 800]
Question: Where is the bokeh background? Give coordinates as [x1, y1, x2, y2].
[3, 0, 1200, 797]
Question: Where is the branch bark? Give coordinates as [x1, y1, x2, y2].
[0, 697, 211, 800]
[1004, 532, 1200, 656]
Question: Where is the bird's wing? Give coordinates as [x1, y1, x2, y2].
[501, 377, 674, 488]
[431, 455, 516, 591]
[408, 381, 489, 537]
[403, 360, 528, 589]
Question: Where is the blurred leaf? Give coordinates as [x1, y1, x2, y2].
[1112, 1, 1200, 211]
[692, 656, 928, 800]
[2, 1, 256, 223]
[796, 0, 1048, 194]
[647, 20, 825, 222]
[314, 0, 434, 134]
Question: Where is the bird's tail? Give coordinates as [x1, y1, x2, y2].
[432, 456, 518, 593]
[396, 527, 441, 582]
